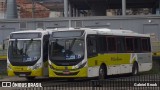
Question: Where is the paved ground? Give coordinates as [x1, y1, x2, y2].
[0, 76, 26, 81]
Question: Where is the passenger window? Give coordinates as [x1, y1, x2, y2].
[98, 36, 107, 53]
[134, 38, 141, 52]
[117, 37, 125, 53]
[107, 37, 116, 52]
[141, 38, 150, 52]
[126, 38, 134, 52]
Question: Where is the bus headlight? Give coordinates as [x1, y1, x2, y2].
[77, 62, 86, 69]
[28, 63, 42, 70]
[74, 62, 87, 69]
[33, 63, 42, 70]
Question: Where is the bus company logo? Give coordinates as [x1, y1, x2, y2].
[2, 82, 11, 87]
[1, 82, 42, 87]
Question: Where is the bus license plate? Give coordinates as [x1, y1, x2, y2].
[19, 74, 26, 77]
[63, 71, 70, 74]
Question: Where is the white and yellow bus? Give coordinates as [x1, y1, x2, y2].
[7, 29, 51, 80]
[48, 28, 152, 79]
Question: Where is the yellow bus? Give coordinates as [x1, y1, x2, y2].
[152, 41, 160, 57]
[7, 29, 51, 80]
[48, 28, 152, 80]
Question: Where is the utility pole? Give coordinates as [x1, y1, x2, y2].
[64, 0, 68, 17]
[122, 0, 126, 16]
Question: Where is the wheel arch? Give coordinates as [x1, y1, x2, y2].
[133, 61, 138, 67]
[100, 63, 107, 75]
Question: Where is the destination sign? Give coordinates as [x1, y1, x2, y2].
[10, 33, 41, 39]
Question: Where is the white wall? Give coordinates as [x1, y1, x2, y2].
[49, 11, 63, 18]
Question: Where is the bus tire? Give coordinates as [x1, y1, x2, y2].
[98, 65, 106, 80]
[26, 76, 35, 81]
[132, 62, 139, 76]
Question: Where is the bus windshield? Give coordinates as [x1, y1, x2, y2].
[49, 38, 84, 62]
[8, 40, 41, 65]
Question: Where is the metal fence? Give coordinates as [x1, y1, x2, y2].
[17, 74, 160, 90]
[16, 59, 160, 90]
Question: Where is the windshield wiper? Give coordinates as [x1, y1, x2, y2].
[69, 38, 76, 51]
[24, 39, 33, 57]
[65, 38, 76, 56]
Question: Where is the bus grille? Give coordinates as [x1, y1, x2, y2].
[14, 72, 31, 76]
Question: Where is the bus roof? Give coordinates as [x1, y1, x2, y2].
[10, 28, 55, 34]
[11, 28, 150, 37]
[87, 28, 150, 37]
[50, 27, 150, 37]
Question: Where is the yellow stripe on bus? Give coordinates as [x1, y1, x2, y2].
[88, 54, 131, 67]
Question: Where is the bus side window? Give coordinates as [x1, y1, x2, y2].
[141, 38, 150, 52]
[125, 37, 134, 52]
[134, 38, 141, 52]
[107, 37, 116, 52]
[117, 37, 125, 53]
[43, 35, 49, 62]
[97, 36, 107, 53]
[87, 36, 97, 58]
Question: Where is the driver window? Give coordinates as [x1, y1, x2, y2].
[87, 35, 97, 58]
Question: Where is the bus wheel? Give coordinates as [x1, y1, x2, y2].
[132, 63, 139, 76]
[99, 65, 106, 80]
[26, 76, 35, 81]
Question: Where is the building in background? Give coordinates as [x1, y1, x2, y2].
[16, 0, 50, 18]
[42, 0, 64, 17]
[15, 0, 64, 18]
[0, 0, 6, 19]
[2, 0, 160, 18]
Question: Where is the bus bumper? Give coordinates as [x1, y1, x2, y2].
[7, 67, 43, 77]
[49, 67, 88, 78]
